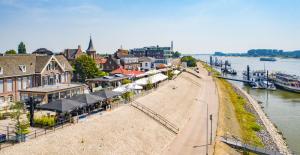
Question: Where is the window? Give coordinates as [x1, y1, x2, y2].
[17, 78, 22, 90]
[8, 95, 13, 102]
[61, 73, 65, 83]
[0, 97, 4, 104]
[22, 77, 27, 89]
[0, 67, 3, 75]
[28, 76, 33, 88]
[0, 80, 3, 93]
[6, 79, 13, 92]
[19, 65, 26, 72]
[145, 62, 148, 67]
[65, 72, 68, 83]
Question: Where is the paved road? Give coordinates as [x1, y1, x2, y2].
[163, 63, 219, 155]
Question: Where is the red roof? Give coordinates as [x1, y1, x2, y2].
[111, 67, 144, 76]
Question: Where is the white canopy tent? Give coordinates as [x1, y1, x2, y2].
[113, 83, 143, 93]
[172, 70, 180, 75]
[134, 73, 168, 85]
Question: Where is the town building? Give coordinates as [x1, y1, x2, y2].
[120, 57, 140, 70]
[0, 54, 84, 107]
[102, 55, 121, 72]
[138, 57, 155, 71]
[114, 48, 129, 59]
[32, 48, 54, 55]
[130, 45, 172, 59]
[63, 45, 84, 62]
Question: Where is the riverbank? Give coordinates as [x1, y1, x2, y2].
[233, 84, 291, 154]
[1, 72, 202, 155]
[201, 62, 290, 154]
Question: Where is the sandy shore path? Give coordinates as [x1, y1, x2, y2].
[1, 72, 202, 155]
[163, 63, 219, 155]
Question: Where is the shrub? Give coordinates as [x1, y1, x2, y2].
[250, 123, 261, 132]
[34, 116, 56, 127]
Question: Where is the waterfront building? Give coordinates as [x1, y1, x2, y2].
[0, 54, 84, 107]
[86, 74, 129, 91]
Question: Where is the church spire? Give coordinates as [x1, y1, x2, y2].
[86, 35, 96, 52]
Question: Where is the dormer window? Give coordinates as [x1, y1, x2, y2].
[0, 67, 3, 75]
[19, 65, 26, 72]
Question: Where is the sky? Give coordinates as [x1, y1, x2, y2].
[0, 0, 300, 54]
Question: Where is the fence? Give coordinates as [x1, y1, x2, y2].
[130, 101, 179, 134]
[0, 119, 73, 150]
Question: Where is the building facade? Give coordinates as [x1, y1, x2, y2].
[0, 54, 73, 107]
[130, 46, 172, 59]
[63, 45, 84, 61]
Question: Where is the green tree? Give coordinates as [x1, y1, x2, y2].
[172, 51, 181, 58]
[181, 56, 197, 67]
[74, 55, 108, 82]
[5, 49, 17, 54]
[10, 102, 30, 141]
[18, 42, 26, 54]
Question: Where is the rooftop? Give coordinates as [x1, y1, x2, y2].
[19, 83, 85, 93]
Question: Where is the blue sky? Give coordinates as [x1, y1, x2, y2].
[0, 0, 300, 54]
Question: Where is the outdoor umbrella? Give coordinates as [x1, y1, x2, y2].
[69, 94, 104, 106]
[126, 83, 143, 90]
[37, 99, 84, 113]
[112, 86, 129, 93]
[91, 89, 122, 99]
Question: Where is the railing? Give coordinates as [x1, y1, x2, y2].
[0, 119, 72, 150]
[130, 101, 179, 134]
[220, 136, 285, 155]
[184, 69, 202, 79]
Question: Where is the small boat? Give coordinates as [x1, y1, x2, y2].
[260, 57, 276, 62]
[259, 80, 276, 90]
[243, 70, 276, 90]
[270, 73, 300, 93]
[221, 67, 237, 75]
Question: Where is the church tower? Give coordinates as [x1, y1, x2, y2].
[86, 35, 96, 59]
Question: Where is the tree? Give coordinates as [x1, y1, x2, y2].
[74, 55, 108, 82]
[18, 42, 26, 54]
[172, 51, 181, 58]
[10, 102, 30, 142]
[181, 56, 197, 67]
[5, 49, 17, 54]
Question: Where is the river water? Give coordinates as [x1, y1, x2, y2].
[194, 54, 300, 154]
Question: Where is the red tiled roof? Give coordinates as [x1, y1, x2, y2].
[111, 67, 144, 76]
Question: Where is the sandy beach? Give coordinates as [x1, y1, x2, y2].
[1, 72, 203, 155]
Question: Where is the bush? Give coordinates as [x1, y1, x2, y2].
[122, 92, 134, 101]
[167, 70, 175, 80]
[250, 123, 262, 132]
[34, 116, 56, 127]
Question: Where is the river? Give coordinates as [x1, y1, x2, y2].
[194, 54, 300, 154]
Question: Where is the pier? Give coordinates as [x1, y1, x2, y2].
[217, 76, 254, 84]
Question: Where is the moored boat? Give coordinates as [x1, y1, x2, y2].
[260, 57, 276, 62]
[270, 73, 300, 93]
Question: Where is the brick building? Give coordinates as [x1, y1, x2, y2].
[0, 54, 74, 107]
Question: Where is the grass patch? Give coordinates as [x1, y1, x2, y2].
[200, 61, 263, 147]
